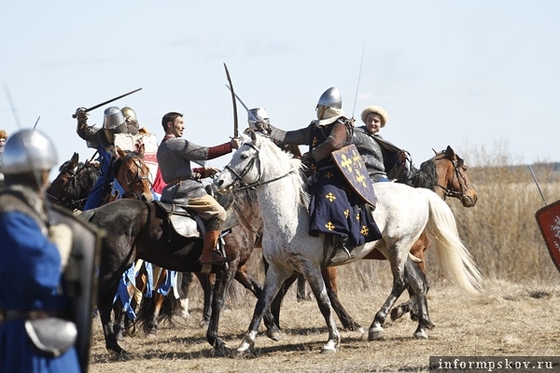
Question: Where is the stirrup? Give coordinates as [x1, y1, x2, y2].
[200, 250, 230, 266]
[330, 246, 351, 264]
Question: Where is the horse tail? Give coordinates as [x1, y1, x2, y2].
[419, 189, 483, 294]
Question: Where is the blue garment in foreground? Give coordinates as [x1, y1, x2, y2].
[0, 212, 81, 373]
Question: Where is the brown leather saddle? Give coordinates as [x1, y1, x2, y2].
[153, 185, 238, 238]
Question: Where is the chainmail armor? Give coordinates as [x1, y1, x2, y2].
[157, 138, 210, 203]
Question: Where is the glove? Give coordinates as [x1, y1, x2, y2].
[75, 107, 89, 127]
[300, 152, 314, 168]
[203, 167, 221, 178]
[230, 137, 241, 150]
[48, 224, 73, 271]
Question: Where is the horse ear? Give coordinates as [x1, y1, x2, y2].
[137, 143, 145, 156]
[250, 130, 257, 143]
[70, 152, 79, 168]
[446, 145, 455, 157]
[432, 148, 438, 155]
[116, 146, 126, 158]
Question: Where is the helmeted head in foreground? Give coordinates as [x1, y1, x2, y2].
[2, 129, 58, 188]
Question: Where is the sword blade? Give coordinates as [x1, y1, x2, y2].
[223, 64, 239, 137]
[72, 87, 143, 118]
[225, 84, 258, 123]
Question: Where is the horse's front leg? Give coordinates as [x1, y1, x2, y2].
[323, 266, 364, 333]
[236, 266, 291, 356]
[304, 266, 340, 353]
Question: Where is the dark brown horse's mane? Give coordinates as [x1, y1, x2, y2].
[406, 159, 438, 191]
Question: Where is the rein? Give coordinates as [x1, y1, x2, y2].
[224, 142, 296, 192]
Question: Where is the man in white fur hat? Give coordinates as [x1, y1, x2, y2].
[352, 105, 411, 183]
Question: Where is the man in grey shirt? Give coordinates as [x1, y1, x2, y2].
[157, 112, 240, 266]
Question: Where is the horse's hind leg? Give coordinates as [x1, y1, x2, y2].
[391, 231, 430, 322]
[369, 257, 410, 341]
[403, 257, 434, 339]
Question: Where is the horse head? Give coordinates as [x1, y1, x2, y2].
[47, 152, 100, 211]
[216, 131, 300, 194]
[432, 145, 478, 207]
[112, 145, 153, 202]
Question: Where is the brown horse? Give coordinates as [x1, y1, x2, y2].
[80, 186, 277, 354]
[105, 145, 153, 203]
[46, 152, 100, 211]
[272, 145, 478, 331]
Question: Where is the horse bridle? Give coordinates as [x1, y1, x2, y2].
[116, 156, 152, 199]
[46, 164, 90, 209]
[223, 141, 296, 191]
[435, 154, 471, 201]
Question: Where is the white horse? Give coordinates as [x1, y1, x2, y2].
[214, 131, 482, 355]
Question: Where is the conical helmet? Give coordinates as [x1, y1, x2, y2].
[121, 106, 139, 134]
[2, 129, 58, 174]
[248, 107, 270, 127]
[316, 87, 342, 110]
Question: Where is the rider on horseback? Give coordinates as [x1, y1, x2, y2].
[157, 112, 240, 266]
[254, 87, 382, 264]
[75, 105, 143, 209]
[352, 105, 412, 183]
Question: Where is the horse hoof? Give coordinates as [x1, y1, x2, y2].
[368, 327, 384, 341]
[321, 340, 338, 354]
[266, 330, 280, 341]
[414, 330, 428, 339]
[320, 347, 337, 354]
[390, 306, 406, 321]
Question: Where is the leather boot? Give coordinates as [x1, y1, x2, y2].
[330, 235, 353, 264]
[199, 230, 229, 266]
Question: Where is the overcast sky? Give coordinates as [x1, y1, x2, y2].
[1, 0, 559, 179]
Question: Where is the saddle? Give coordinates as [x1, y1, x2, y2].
[154, 187, 238, 238]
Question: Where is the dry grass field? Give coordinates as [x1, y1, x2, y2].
[88, 150, 560, 372]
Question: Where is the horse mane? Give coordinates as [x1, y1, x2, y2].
[248, 132, 309, 208]
[406, 158, 438, 191]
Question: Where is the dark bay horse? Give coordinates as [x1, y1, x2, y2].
[46, 152, 100, 211]
[80, 187, 276, 354]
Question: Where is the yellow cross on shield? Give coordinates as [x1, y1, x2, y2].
[331, 144, 377, 207]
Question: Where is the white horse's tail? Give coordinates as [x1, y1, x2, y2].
[419, 189, 483, 294]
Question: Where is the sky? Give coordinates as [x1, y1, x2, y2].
[1, 0, 559, 180]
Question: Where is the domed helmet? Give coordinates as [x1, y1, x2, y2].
[2, 129, 58, 175]
[121, 106, 139, 134]
[316, 87, 342, 110]
[248, 107, 270, 127]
